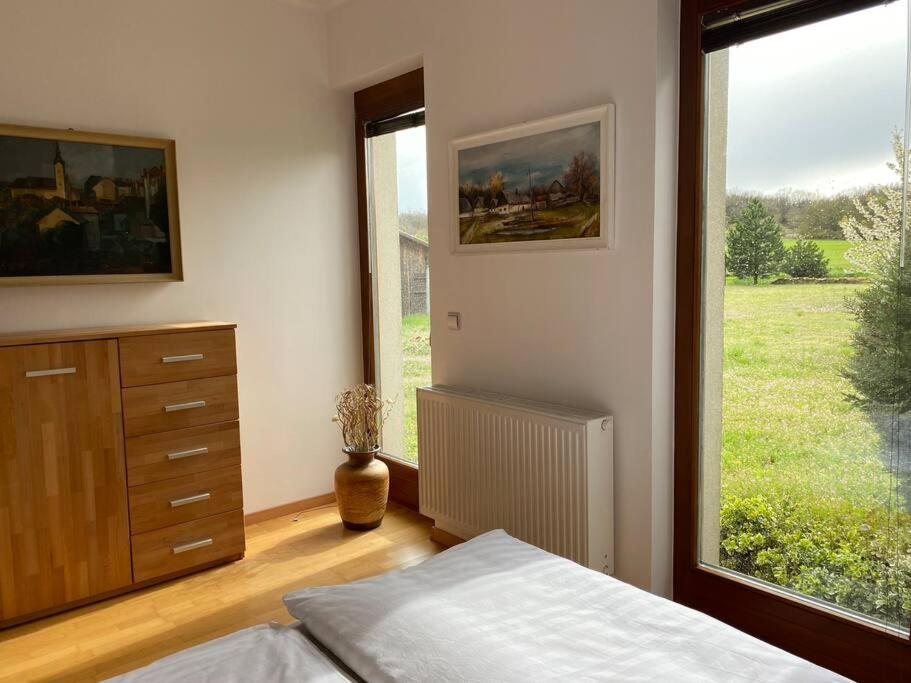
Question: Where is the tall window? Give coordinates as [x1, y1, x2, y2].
[677, 1, 910, 678]
[355, 70, 428, 473]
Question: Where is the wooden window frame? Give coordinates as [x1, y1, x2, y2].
[353, 68, 424, 511]
[674, 2, 910, 679]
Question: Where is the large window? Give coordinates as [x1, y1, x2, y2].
[354, 69, 428, 503]
[364, 117, 428, 464]
[676, 1, 911, 678]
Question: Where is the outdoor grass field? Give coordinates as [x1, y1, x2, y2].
[400, 282, 893, 503]
[719, 281, 910, 624]
[721, 282, 889, 509]
[400, 313, 431, 463]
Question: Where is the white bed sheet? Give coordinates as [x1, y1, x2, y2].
[284, 530, 847, 682]
[105, 623, 354, 683]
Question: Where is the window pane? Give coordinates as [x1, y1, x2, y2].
[366, 122, 428, 464]
[699, 2, 910, 631]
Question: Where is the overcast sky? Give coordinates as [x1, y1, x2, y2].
[387, 1, 908, 213]
[396, 126, 427, 213]
[726, 0, 908, 195]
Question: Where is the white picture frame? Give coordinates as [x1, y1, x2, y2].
[450, 104, 615, 254]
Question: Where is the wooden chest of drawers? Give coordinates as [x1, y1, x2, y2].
[0, 322, 245, 627]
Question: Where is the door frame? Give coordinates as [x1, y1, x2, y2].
[353, 68, 424, 510]
[674, 1, 910, 679]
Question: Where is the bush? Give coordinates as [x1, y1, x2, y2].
[783, 239, 829, 278]
[720, 494, 910, 625]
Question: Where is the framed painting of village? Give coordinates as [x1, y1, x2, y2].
[0, 124, 182, 285]
[450, 104, 614, 253]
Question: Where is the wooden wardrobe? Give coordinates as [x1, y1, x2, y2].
[0, 322, 244, 627]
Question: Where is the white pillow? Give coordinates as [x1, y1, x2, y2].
[284, 530, 844, 683]
[106, 623, 351, 683]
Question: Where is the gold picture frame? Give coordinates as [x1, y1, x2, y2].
[0, 123, 182, 286]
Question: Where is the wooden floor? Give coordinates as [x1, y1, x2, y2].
[0, 503, 440, 682]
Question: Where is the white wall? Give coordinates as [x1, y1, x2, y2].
[0, 0, 362, 513]
[327, 0, 678, 594]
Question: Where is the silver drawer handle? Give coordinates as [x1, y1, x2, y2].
[25, 367, 76, 378]
[172, 537, 213, 554]
[165, 400, 207, 413]
[167, 446, 209, 461]
[170, 492, 211, 508]
[162, 353, 204, 364]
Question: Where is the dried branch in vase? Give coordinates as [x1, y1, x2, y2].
[332, 383, 395, 452]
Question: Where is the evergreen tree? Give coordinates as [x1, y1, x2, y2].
[726, 199, 785, 284]
[845, 256, 911, 413]
[841, 133, 911, 413]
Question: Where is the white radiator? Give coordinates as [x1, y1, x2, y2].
[417, 385, 614, 574]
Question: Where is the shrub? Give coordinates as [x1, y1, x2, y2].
[783, 239, 829, 278]
[719, 494, 910, 625]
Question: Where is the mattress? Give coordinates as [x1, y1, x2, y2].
[284, 530, 847, 682]
[104, 623, 355, 682]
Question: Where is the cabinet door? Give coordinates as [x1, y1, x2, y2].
[0, 340, 132, 621]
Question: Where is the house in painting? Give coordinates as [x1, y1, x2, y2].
[547, 179, 565, 203]
[472, 196, 488, 216]
[36, 207, 79, 232]
[544, 178, 580, 208]
[458, 196, 473, 218]
[493, 190, 532, 214]
[89, 177, 140, 202]
[36, 206, 103, 252]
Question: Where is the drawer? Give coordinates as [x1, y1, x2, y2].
[131, 509, 245, 583]
[119, 330, 236, 387]
[122, 375, 238, 437]
[127, 421, 241, 486]
[129, 465, 243, 534]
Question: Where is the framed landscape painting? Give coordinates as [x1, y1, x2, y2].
[0, 124, 182, 285]
[450, 104, 614, 253]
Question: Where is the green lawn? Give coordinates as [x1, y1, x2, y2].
[720, 282, 911, 626]
[781, 238, 864, 276]
[721, 283, 890, 510]
[402, 285, 890, 504]
[400, 313, 431, 463]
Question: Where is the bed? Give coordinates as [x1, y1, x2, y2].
[106, 623, 357, 683]
[112, 530, 847, 682]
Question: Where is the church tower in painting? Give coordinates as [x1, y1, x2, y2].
[53, 142, 68, 199]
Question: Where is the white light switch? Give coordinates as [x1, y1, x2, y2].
[447, 312, 461, 330]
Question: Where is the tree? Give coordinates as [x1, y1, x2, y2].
[841, 132, 911, 413]
[840, 132, 907, 276]
[845, 260, 911, 413]
[486, 171, 505, 196]
[459, 180, 480, 202]
[725, 199, 785, 284]
[783, 239, 829, 278]
[797, 192, 859, 239]
[563, 151, 598, 201]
